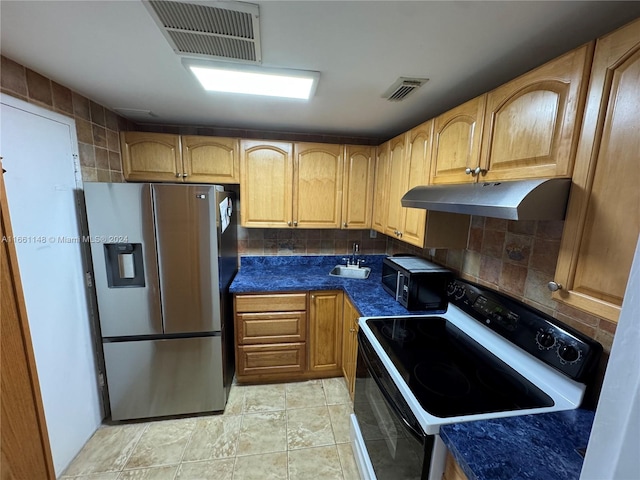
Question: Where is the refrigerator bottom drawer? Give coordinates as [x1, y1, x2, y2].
[103, 336, 225, 421]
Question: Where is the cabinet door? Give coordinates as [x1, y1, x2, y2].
[372, 142, 389, 233]
[480, 43, 593, 181]
[385, 134, 408, 238]
[240, 140, 293, 228]
[342, 295, 359, 400]
[342, 146, 374, 229]
[309, 291, 343, 374]
[401, 120, 432, 247]
[121, 132, 182, 182]
[293, 143, 343, 229]
[182, 136, 240, 184]
[430, 95, 486, 184]
[552, 19, 640, 322]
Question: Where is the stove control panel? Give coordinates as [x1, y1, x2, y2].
[447, 278, 602, 382]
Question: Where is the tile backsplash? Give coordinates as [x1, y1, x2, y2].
[238, 227, 387, 256]
[1, 55, 134, 183]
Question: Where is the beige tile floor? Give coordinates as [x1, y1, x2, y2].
[61, 378, 360, 480]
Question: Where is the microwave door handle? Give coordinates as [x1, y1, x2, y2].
[396, 272, 404, 301]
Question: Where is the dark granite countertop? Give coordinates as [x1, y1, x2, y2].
[440, 409, 595, 480]
[229, 255, 594, 480]
[229, 254, 428, 317]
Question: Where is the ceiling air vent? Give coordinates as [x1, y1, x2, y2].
[383, 77, 428, 101]
[144, 0, 261, 64]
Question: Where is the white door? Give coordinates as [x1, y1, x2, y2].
[0, 94, 102, 476]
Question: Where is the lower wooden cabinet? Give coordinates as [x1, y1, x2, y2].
[309, 291, 343, 375]
[443, 451, 469, 480]
[234, 290, 345, 382]
[237, 343, 306, 377]
[342, 295, 359, 399]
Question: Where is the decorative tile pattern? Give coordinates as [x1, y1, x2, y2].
[0, 54, 131, 183]
[62, 380, 358, 479]
[286, 406, 335, 449]
[124, 419, 196, 469]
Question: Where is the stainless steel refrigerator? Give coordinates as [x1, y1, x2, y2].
[84, 183, 237, 421]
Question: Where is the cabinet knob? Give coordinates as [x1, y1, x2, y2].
[474, 167, 486, 176]
[465, 167, 473, 175]
[547, 281, 563, 292]
[398, 231, 403, 238]
[182, 173, 188, 178]
[287, 221, 292, 227]
[343, 222, 348, 228]
[293, 221, 298, 227]
[175, 173, 181, 178]
[349, 328, 355, 333]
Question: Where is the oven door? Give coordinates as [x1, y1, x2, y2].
[353, 331, 434, 480]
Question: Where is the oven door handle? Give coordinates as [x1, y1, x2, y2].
[359, 342, 426, 443]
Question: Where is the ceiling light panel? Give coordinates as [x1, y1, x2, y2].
[184, 60, 319, 100]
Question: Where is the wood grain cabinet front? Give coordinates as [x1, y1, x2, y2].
[479, 43, 593, 181]
[443, 451, 469, 480]
[342, 145, 375, 229]
[240, 141, 346, 229]
[430, 95, 486, 185]
[235, 292, 308, 382]
[371, 140, 390, 233]
[341, 295, 359, 400]
[121, 132, 240, 183]
[551, 19, 640, 323]
[309, 290, 344, 375]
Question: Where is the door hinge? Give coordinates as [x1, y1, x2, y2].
[98, 372, 105, 387]
[85, 271, 93, 288]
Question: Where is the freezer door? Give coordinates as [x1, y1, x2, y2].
[103, 336, 225, 421]
[153, 184, 222, 334]
[84, 183, 162, 337]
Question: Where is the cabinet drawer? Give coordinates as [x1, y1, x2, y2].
[237, 343, 306, 376]
[235, 293, 307, 313]
[237, 311, 306, 344]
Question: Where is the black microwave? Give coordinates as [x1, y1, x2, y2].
[381, 256, 452, 312]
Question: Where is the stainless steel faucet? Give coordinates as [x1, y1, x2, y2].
[351, 242, 360, 266]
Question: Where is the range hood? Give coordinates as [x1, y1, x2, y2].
[401, 178, 572, 221]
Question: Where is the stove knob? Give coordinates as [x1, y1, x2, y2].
[453, 286, 466, 300]
[446, 282, 457, 296]
[536, 331, 556, 349]
[557, 344, 581, 363]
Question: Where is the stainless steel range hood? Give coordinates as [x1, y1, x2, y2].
[401, 178, 572, 221]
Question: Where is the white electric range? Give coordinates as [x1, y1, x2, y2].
[350, 278, 602, 480]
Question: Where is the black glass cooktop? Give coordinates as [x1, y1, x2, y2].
[367, 317, 554, 418]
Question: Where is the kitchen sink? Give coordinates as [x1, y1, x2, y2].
[329, 265, 371, 279]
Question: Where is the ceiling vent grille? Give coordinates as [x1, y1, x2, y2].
[383, 77, 429, 101]
[145, 0, 261, 64]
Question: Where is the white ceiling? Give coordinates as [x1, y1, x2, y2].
[2, 1, 639, 141]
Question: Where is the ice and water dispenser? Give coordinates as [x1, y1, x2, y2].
[103, 243, 145, 288]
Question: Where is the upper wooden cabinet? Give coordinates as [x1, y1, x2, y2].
[240, 140, 294, 228]
[430, 95, 486, 185]
[182, 135, 240, 183]
[385, 134, 408, 238]
[121, 132, 182, 182]
[294, 143, 344, 229]
[551, 19, 640, 323]
[372, 141, 390, 233]
[240, 141, 346, 229]
[378, 123, 471, 249]
[121, 132, 240, 183]
[342, 146, 375, 229]
[479, 43, 593, 181]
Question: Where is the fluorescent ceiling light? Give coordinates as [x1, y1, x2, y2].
[184, 61, 319, 100]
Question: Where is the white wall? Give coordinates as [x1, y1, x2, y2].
[580, 234, 640, 479]
[1, 94, 103, 476]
